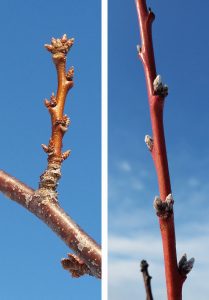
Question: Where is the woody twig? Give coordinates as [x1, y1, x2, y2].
[135, 1, 194, 299]
[0, 34, 101, 279]
[140, 260, 154, 300]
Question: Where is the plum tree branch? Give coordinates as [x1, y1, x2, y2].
[0, 170, 101, 278]
[135, 1, 194, 299]
[0, 34, 101, 279]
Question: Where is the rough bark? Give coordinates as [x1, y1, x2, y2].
[0, 170, 101, 278]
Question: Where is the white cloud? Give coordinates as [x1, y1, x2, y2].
[117, 160, 132, 172]
[109, 207, 155, 232]
[187, 177, 200, 188]
[109, 234, 162, 258]
[130, 178, 144, 190]
[108, 230, 209, 300]
[109, 158, 209, 299]
[108, 258, 166, 299]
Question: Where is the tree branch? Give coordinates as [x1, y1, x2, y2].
[135, 1, 194, 299]
[0, 169, 101, 278]
[140, 260, 154, 300]
[0, 34, 101, 279]
[41, 34, 74, 192]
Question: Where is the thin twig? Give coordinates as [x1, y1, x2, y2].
[40, 34, 74, 193]
[140, 260, 154, 300]
[135, 1, 194, 299]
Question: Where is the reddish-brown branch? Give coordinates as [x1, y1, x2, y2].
[40, 35, 74, 193]
[0, 170, 101, 278]
[135, 0, 156, 97]
[0, 34, 101, 280]
[140, 260, 154, 300]
[44, 34, 74, 164]
[135, 1, 193, 299]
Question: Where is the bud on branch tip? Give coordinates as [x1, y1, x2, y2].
[44, 34, 74, 56]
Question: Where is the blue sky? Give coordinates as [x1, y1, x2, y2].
[109, 1, 209, 299]
[0, 1, 101, 299]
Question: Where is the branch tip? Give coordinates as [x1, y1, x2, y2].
[140, 259, 149, 272]
[140, 259, 153, 300]
[45, 34, 74, 58]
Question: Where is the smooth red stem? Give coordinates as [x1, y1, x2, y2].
[135, 0, 186, 299]
[135, 0, 156, 97]
[150, 96, 171, 198]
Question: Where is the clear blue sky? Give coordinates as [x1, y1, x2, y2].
[0, 0, 101, 299]
[109, 1, 209, 299]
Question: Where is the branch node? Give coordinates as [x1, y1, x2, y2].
[39, 163, 61, 191]
[153, 75, 168, 97]
[55, 115, 70, 133]
[147, 7, 155, 23]
[44, 93, 57, 108]
[66, 66, 74, 81]
[145, 135, 153, 151]
[178, 254, 195, 276]
[61, 253, 93, 278]
[62, 150, 71, 161]
[153, 193, 174, 219]
[136, 44, 142, 54]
